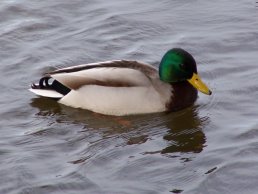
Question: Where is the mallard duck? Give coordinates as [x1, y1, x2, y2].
[29, 48, 211, 116]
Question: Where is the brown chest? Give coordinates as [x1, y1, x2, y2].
[166, 81, 198, 111]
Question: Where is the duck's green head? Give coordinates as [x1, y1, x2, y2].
[159, 48, 212, 95]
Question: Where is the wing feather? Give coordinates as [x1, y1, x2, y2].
[48, 60, 159, 90]
[48, 60, 157, 76]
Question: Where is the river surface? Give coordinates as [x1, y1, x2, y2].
[0, 1, 258, 194]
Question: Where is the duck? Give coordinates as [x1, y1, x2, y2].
[29, 48, 212, 116]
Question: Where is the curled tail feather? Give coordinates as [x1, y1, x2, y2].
[30, 76, 71, 99]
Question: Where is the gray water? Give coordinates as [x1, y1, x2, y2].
[1, 0, 258, 193]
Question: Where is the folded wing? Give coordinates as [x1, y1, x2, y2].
[30, 60, 158, 98]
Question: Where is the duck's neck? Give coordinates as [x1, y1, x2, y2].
[167, 81, 198, 111]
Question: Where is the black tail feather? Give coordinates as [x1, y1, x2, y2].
[31, 76, 71, 96]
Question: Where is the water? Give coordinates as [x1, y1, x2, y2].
[0, 0, 258, 193]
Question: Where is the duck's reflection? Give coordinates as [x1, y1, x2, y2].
[30, 98, 208, 156]
[30, 97, 62, 116]
[161, 108, 207, 154]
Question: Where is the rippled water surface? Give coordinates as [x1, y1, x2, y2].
[1, 0, 258, 193]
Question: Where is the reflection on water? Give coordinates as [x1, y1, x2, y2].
[162, 108, 207, 154]
[30, 97, 208, 157]
[30, 98, 62, 116]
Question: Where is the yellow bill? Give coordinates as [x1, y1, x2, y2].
[187, 73, 212, 95]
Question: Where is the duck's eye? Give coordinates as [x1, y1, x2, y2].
[179, 63, 186, 70]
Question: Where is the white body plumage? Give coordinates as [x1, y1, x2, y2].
[30, 60, 172, 116]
